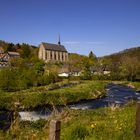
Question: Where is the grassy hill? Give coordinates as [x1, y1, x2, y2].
[101, 46, 140, 62]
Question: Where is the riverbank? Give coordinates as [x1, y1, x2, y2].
[110, 81, 140, 92]
[0, 103, 138, 140]
[0, 80, 107, 111]
[127, 82, 140, 92]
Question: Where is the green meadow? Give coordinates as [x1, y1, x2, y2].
[0, 103, 139, 140]
[0, 81, 107, 110]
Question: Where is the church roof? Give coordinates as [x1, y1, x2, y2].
[42, 42, 67, 52]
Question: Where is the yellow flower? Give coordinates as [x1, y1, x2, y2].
[91, 124, 95, 128]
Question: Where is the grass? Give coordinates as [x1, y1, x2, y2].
[128, 82, 140, 91]
[0, 103, 139, 140]
[0, 80, 107, 110]
[0, 80, 140, 139]
[60, 104, 137, 140]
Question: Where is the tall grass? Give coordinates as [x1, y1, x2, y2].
[0, 103, 139, 140]
[60, 103, 137, 140]
[0, 81, 107, 110]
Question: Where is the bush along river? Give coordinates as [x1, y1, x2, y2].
[0, 83, 140, 126]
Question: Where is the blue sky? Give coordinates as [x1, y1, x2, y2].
[0, 0, 140, 56]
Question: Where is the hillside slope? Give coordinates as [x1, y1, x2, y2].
[101, 46, 140, 62]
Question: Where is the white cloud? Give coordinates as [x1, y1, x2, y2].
[62, 41, 80, 44]
[85, 41, 104, 45]
[62, 41, 104, 45]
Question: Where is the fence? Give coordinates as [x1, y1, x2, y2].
[49, 120, 61, 140]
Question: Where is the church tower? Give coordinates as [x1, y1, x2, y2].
[58, 34, 61, 45]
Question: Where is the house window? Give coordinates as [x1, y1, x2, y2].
[54, 52, 56, 60]
[46, 52, 47, 59]
[62, 53, 63, 60]
[58, 52, 60, 60]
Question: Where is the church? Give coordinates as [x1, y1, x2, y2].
[38, 37, 68, 63]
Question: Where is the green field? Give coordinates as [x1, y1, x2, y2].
[0, 103, 139, 140]
[0, 81, 107, 110]
[60, 104, 137, 140]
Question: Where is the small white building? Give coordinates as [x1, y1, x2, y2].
[58, 65, 70, 77]
[58, 73, 69, 77]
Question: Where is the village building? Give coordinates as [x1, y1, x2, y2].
[58, 64, 82, 77]
[58, 64, 70, 77]
[0, 47, 20, 68]
[0, 47, 4, 54]
[38, 38, 68, 63]
[1, 52, 20, 62]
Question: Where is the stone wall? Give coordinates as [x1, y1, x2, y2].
[45, 51, 68, 62]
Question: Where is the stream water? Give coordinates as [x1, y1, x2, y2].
[0, 83, 140, 127]
[18, 83, 140, 121]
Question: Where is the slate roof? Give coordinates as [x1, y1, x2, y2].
[42, 42, 67, 52]
[58, 64, 70, 74]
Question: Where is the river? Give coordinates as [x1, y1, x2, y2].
[18, 83, 140, 121]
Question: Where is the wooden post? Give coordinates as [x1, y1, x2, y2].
[136, 103, 140, 137]
[49, 120, 61, 140]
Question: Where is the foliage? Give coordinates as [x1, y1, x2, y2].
[34, 61, 45, 75]
[68, 53, 84, 68]
[0, 68, 17, 91]
[19, 43, 31, 58]
[98, 46, 140, 81]
[0, 59, 61, 91]
[80, 57, 92, 80]
[0, 81, 107, 110]
[4, 43, 15, 52]
[119, 56, 140, 81]
[88, 51, 97, 65]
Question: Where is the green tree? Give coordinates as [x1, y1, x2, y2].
[4, 43, 15, 52]
[120, 56, 140, 81]
[18, 68, 38, 89]
[20, 43, 31, 58]
[34, 61, 45, 76]
[0, 68, 17, 91]
[88, 51, 97, 65]
[80, 57, 92, 80]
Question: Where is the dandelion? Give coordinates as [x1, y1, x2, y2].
[91, 124, 94, 128]
[119, 127, 122, 130]
[91, 123, 96, 128]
